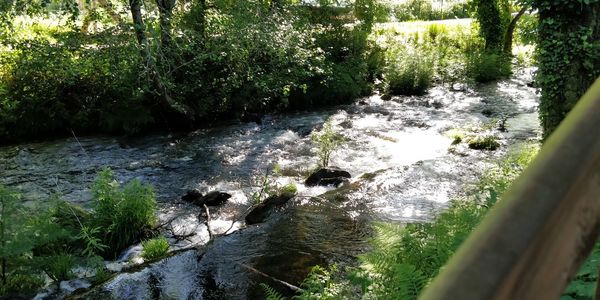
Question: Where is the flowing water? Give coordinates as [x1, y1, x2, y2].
[0, 69, 540, 299]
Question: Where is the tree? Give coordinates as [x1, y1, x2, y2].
[503, 5, 529, 55]
[534, 0, 600, 138]
[155, 0, 176, 49]
[472, 0, 511, 52]
[128, 0, 195, 122]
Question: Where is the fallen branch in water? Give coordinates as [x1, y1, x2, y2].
[224, 205, 255, 235]
[237, 263, 304, 293]
[203, 204, 213, 240]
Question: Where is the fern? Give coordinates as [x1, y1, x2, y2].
[260, 283, 286, 300]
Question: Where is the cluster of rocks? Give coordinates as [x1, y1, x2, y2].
[181, 167, 352, 226]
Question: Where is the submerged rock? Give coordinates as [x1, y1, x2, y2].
[182, 190, 231, 207]
[305, 168, 351, 187]
[245, 192, 295, 225]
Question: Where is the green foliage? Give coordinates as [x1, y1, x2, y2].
[515, 12, 538, 46]
[563, 242, 600, 299]
[0, 273, 45, 297]
[533, 1, 600, 138]
[466, 135, 500, 150]
[280, 183, 298, 195]
[384, 47, 433, 95]
[0, 169, 160, 297]
[0, 29, 150, 142]
[471, 0, 511, 51]
[39, 253, 75, 282]
[295, 265, 351, 300]
[78, 226, 108, 258]
[251, 165, 299, 204]
[261, 283, 286, 300]
[0, 187, 71, 296]
[311, 121, 347, 167]
[141, 236, 170, 261]
[467, 51, 511, 82]
[392, 0, 470, 21]
[91, 168, 157, 258]
[372, 21, 487, 88]
[0, 1, 382, 143]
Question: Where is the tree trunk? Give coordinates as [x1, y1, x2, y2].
[537, 2, 600, 138]
[129, 0, 194, 121]
[155, 0, 176, 48]
[503, 6, 528, 55]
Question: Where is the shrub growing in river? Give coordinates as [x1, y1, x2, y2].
[311, 121, 347, 167]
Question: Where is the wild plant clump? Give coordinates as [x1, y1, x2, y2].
[0, 168, 160, 297]
[91, 168, 157, 258]
[467, 51, 512, 83]
[250, 164, 298, 204]
[141, 236, 170, 261]
[311, 121, 347, 167]
[467, 135, 500, 151]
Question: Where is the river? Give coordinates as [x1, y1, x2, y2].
[0, 68, 540, 299]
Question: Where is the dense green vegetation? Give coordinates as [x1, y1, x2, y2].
[0, 1, 385, 143]
[0, 0, 542, 144]
[0, 170, 158, 297]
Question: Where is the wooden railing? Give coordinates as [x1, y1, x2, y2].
[419, 77, 600, 300]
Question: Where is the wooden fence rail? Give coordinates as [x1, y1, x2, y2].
[419, 77, 600, 300]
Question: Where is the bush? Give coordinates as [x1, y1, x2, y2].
[91, 168, 157, 258]
[0, 31, 150, 143]
[141, 236, 170, 261]
[515, 12, 538, 46]
[467, 51, 511, 83]
[40, 254, 75, 282]
[311, 121, 347, 167]
[384, 47, 433, 95]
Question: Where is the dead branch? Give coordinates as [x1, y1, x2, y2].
[237, 263, 304, 293]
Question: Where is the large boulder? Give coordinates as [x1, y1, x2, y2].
[182, 190, 231, 207]
[305, 168, 351, 187]
[181, 189, 203, 202]
[245, 192, 295, 225]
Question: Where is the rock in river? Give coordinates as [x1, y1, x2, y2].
[245, 192, 295, 225]
[181, 189, 203, 202]
[305, 168, 351, 187]
[182, 190, 231, 206]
